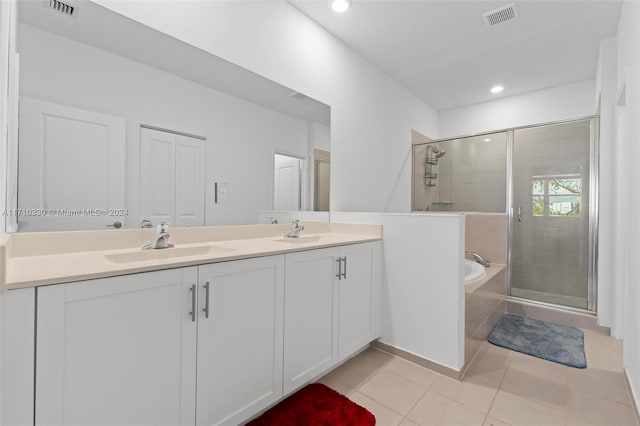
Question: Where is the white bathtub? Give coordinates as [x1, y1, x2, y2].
[465, 259, 486, 284]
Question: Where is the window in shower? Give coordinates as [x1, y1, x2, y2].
[532, 175, 582, 217]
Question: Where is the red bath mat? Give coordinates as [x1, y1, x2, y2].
[247, 383, 376, 426]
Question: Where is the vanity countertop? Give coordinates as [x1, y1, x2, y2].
[1, 222, 381, 290]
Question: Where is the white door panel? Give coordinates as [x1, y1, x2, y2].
[274, 155, 301, 211]
[338, 243, 374, 360]
[283, 248, 338, 394]
[197, 257, 284, 425]
[36, 268, 198, 426]
[140, 128, 176, 226]
[18, 97, 125, 231]
[140, 128, 204, 227]
[175, 135, 204, 227]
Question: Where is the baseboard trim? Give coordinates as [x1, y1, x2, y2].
[506, 298, 610, 334]
[371, 341, 462, 380]
[624, 368, 640, 425]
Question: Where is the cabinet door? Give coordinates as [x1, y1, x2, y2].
[36, 268, 198, 426]
[338, 243, 375, 361]
[196, 256, 284, 426]
[283, 247, 338, 395]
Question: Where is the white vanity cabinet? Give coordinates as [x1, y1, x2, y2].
[196, 256, 284, 426]
[283, 241, 379, 394]
[36, 267, 199, 426]
[23, 241, 380, 426]
[283, 247, 339, 394]
[337, 242, 377, 360]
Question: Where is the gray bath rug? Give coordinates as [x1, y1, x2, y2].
[488, 314, 586, 368]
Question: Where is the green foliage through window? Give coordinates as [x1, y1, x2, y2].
[532, 176, 581, 217]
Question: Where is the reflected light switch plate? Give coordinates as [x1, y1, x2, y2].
[215, 182, 230, 204]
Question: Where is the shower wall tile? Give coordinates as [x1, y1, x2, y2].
[465, 214, 508, 264]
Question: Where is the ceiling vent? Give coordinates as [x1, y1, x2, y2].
[482, 3, 519, 27]
[48, 0, 76, 17]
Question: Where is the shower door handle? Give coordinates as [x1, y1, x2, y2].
[517, 206, 523, 222]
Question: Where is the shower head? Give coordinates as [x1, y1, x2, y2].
[430, 146, 446, 159]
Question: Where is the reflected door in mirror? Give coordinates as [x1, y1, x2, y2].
[140, 127, 205, 227]
[17, 97, 126, 232]
[273, 154, 302, 211]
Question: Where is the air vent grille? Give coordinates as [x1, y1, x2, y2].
[483, 3, 519, 27]
[48, 0, 75, 17]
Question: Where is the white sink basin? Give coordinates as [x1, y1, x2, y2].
[105, 245, 233, 263]
[273, 236, 322, 244]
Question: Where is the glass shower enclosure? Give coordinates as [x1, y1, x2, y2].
[510, 119, 597, 310]
[412, 117, 598, 312]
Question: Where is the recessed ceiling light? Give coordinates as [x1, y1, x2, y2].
[331, 0, 351, 13]
[490, 85, 504, 94]
[484, 138, 492, 142]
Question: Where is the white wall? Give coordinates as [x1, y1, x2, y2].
[612, 0, 640, 411]
[310, 123, 331, 152]
[439, 80, 596, 138]
[18, 24, 314, 227]
[594, 36, 617, 332]
[91, 0, 440, 215]
[331, 212, 465, 371]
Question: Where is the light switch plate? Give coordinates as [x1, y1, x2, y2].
[215, 182, 230, 204]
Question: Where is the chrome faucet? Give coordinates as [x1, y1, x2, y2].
[465, 251, 490, 267]
[142, 222, 174, 250]
[141, 219, 153, 229]
[284, 219, 304, 238]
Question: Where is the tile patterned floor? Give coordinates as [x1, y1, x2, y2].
[317, 329, 640, 426]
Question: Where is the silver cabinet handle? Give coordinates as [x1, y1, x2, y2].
[106, 221, 122, 228]
[336, 258, 342, 280]
[518, 206, 523, 222]
[203, 281, 210, 319]
[342, 256, 347, 279]
[189, 284, 196, 322]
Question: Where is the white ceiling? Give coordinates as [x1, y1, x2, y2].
[291, 0, 622, 111]
[18, 0, 330, 125]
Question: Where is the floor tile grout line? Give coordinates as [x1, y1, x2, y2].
[354, 367, 433, 420]
[481, 349, 511, 426]
[402, 385, 431, 423]
[327, 338, 633, 426]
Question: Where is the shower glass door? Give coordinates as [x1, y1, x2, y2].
[510, 119, 595, 310]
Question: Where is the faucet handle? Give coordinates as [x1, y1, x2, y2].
[291, 219, 300, 226]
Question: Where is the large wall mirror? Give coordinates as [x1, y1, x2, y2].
[8, 0, 330, 232]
